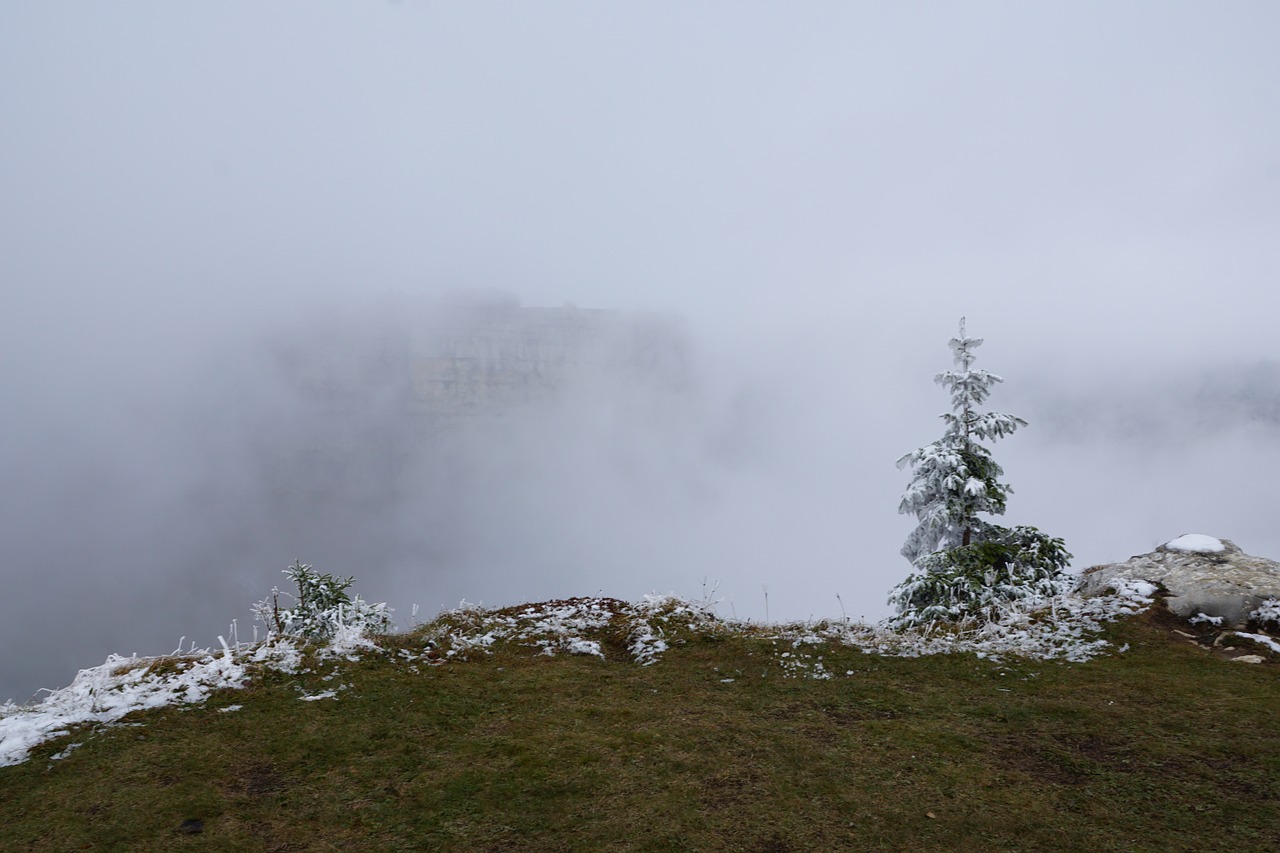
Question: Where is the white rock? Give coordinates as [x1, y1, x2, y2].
[1075, 537, 1280, 628]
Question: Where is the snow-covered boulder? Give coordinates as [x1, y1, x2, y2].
[1075, 536, 1280, 627]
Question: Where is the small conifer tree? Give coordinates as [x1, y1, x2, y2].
[890, 319, 1070, 628]
[253, 560, 393, 641]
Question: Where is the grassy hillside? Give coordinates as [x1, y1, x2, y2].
[1, 602, 1277, 852]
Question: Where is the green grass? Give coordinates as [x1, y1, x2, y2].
[1, 607, 1277, 852]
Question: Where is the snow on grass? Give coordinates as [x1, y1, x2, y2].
[1231, 632, 1280, 654]
[48, 741, 84, 761]
[0, 580, 1188, 768]
[422, 594, 723, 665]
[757, 579, 1160, 667]
[420, 582, 1162, 674]
[560, 638, 605, 658]
[298, 688, 341, 702]
[0, 639, 303, 768]
[1164, 534, 1226, 553]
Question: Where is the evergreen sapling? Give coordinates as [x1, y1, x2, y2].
[252, 560, 393, 641]
[890, 319, 1070, 628]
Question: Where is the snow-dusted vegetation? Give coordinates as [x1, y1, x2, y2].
[891, 319, 1071, 627]
[0, 640, 302, 768]
[251, 560, 394, 642]
[1, 579, 1163, 768]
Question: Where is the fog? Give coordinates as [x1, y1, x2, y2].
[3, 2, 1279, 702]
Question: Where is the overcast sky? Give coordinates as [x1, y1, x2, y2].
[3, 2, 1279, 702]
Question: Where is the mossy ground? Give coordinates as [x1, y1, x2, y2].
[1, 607, 1277, 852]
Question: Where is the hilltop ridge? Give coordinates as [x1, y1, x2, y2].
[1, 584, 1278, 850]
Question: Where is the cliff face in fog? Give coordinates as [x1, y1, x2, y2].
[259, 296, 694, 505]
[406, 300, 691, 421]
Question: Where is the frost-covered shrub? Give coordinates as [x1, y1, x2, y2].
[252, 560, 393, 641]
[888, 525, 1071, 629]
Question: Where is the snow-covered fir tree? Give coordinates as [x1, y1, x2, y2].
[897, 318, 1024, 562]
[890, 319, 1070, 628]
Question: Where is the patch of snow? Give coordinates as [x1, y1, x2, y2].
[564, 638, 604, 658]
[1125, 580, 1159, 598]
[1249, 599, 1280, 625]
[1231, 632, 1280, 654]
[627, 624, 669, 666]
[1164, 534, 1225, 553]
[299, 689, 339, 702]
[218, 704, 243, 713]
[0, 638, 302, 768]
[49, 742, 84, 761]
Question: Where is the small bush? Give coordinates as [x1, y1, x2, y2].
[253, 560, 393, 641]
[888, 525, 1071, 629]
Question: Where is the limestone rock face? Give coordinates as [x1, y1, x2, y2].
[1075, 536, 1280, 628]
